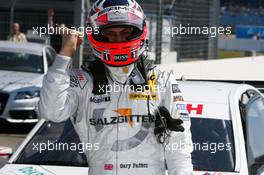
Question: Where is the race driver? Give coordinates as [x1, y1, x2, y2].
[39, 0, 193, 175]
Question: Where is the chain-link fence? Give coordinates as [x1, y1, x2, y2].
[0, 1, 74, 40]
[0, 0, 74, 56]
[0, 0, 220, 63]
[142, 0, 220, 62]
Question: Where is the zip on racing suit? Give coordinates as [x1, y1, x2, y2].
[38, 54, 193, 175]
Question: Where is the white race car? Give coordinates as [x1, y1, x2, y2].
[0, 81, 263, 175]
[0, 41, 56, 123]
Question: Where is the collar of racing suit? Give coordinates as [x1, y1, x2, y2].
[81, 57, 156, 95]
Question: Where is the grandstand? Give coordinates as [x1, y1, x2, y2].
[221, 0, 264, 8]
[220, 0, 264, 26]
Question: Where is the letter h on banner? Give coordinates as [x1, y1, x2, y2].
[186, 104, 203, 115]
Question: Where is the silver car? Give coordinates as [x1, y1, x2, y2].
[0, 41, 56, 123]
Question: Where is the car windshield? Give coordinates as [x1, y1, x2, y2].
[15, 118, 235, 170]
[0, 51, 43, 73]
[14, 120, 88, 167]
[191, 118, 235, 172]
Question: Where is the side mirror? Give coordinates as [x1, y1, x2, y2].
[0, 146, 13, 159]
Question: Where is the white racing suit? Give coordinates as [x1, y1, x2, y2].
[39, 55, 193, 175]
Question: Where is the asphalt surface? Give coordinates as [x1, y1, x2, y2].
[0, 120, 35, 168]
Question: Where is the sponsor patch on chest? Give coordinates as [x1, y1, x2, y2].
[90, 96, 111, 103]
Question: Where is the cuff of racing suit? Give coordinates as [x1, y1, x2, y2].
[50, 54, 72, 74]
